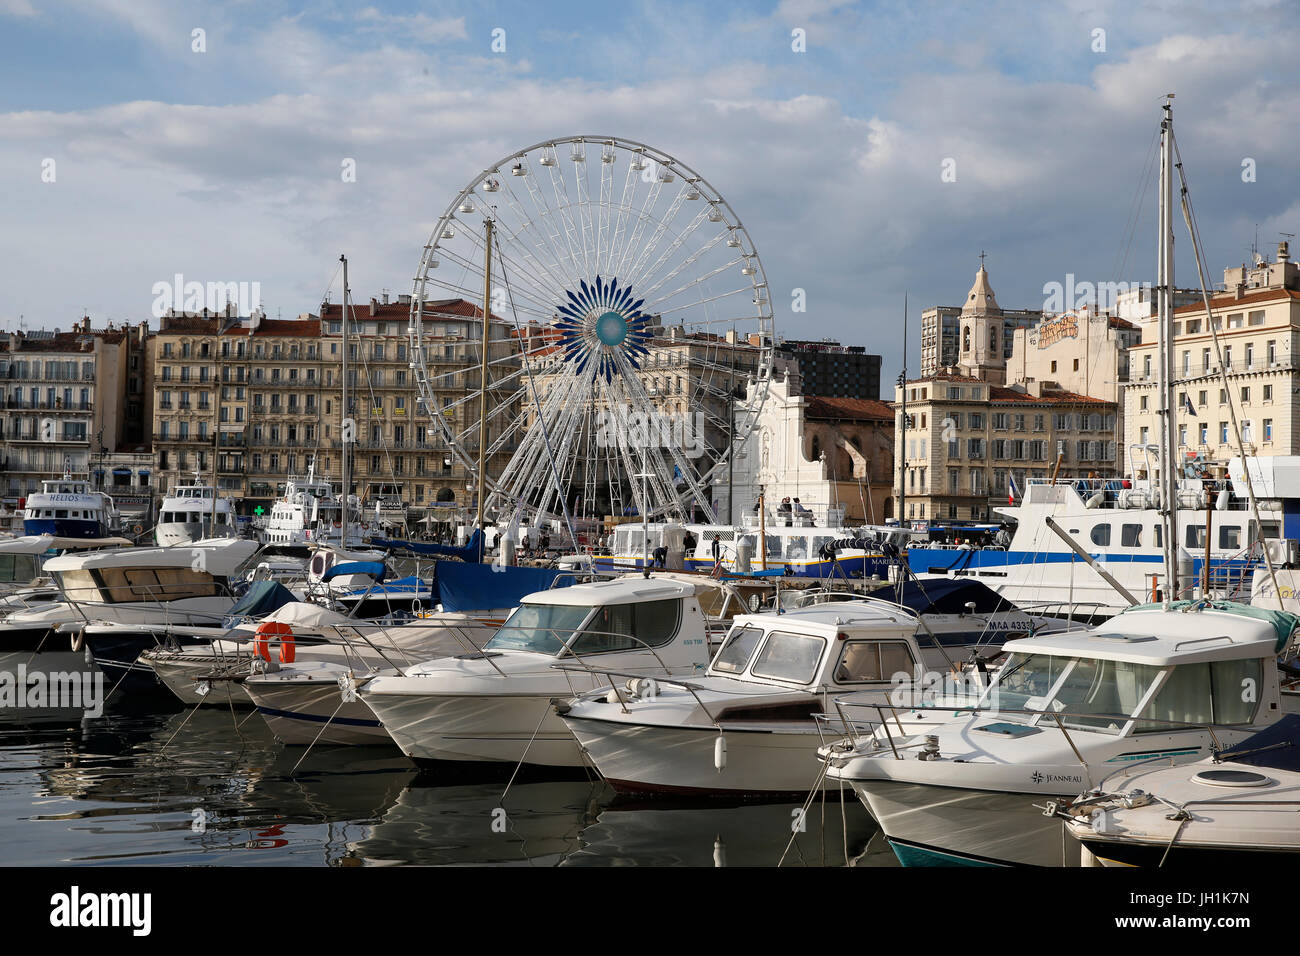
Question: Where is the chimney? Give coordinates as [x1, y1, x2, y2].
[370, 298, 378, 316]
[382, 292, 389, 305]
[1280, 241, 1291, 264]
[1235, 282, 1246, 300]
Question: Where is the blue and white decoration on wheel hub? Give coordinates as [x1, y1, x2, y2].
[407, 136, 775, 530]
[556, 276, 654, 381]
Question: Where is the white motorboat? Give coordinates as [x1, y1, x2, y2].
[819, 599, 1296, 866]
[154, 474, 238, 546]
[559, 599, 939, 796]
[359, 577, 717, 768]
[1056, 714, 1300, 866]
[29, 538, 259, 697]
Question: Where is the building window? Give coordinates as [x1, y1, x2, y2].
[1265, 419, 1273, 441]
[1264, 384, 1273, 401]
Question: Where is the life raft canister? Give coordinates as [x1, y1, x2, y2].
[253, 620, 296, 664]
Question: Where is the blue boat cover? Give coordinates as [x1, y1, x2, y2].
[870, 578, 1015, 615]
[228, 580, 297, 617]
[372, 529, 485, 562]
[436, 561, 564, 612]
[1222, 714, 1300, 772]
[322, 561, 387, 583]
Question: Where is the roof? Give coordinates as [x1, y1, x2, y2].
[523, 577, 698, 606]
[43, 537, 258, 575]
[733, 602, 917, 633]
[804, 395, 893, 423]
[1173, 287, 1300, 314]
[0, 331, 103, 354]
[1001, 603, 1284, 665]
[1108, 316, 1137, 331]
[962, 264, 1002, 315]
[227, 318, 320, 337]
[987, 386, 1112, 406]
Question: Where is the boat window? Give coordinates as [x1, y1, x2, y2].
[834, 641, 917, 684]
[0, 554, 39, 584]
[55, 510, 68, 519]
[1153, 524, 1162, 548]
[984, 652, 1071, 712]
[96, 567, 220, 603]
[1089, 524, 1111, 547]
[484, 603, 591, 655]
[751, 630, 826, 684]
[1219, 525, 1241, 550]
[1185, 524, 1206, 549]
[1048, 658, 1162, 734]
[57, 569, 102, 603]
[785, 537, 808, 560]
[1135, 658, 1263, 731]
[712, 624, 765, 674]
[738, 534, 782, 558]
[812, 535, 835, 555]
[568, 598, 682, 655]
[1120, 524, 1142, 548]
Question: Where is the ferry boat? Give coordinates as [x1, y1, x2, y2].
[903, 447, 1277, 618]
[21, 472, 119, 539]
[154, 474, 238, 547]
[596, 519, 906, 580]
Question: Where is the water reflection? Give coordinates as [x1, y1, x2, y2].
[0, 706, 891, 866]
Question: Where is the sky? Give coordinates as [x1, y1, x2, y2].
[1, 0, 1297, 391]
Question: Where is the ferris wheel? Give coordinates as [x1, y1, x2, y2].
[408, 136, 775, 531]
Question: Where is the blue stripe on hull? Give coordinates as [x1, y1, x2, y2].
[256, 705, 382, 728]
[23, 518, 107, 539]
[890, 839, 1010, 867]
[906, 547, 1256, 576]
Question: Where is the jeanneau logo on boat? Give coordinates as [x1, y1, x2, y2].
[49, 886, 151, 936]
[1031, 771, 1083, 785]
[0, 666, 103, 717]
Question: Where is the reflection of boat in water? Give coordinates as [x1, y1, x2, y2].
[562, 793, 880, 867]
[347, 779, 604, 866]
[28, 709, 417, 865]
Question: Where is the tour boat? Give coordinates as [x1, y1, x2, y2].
[154, 474, 238, 547]
[21, 472, 119, 540]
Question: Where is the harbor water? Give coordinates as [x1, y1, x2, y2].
[0, 707, 895, 867]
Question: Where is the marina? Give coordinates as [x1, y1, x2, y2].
[3, 9, 1300, 931]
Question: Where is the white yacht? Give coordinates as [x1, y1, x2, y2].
[359, 577, 717, 768]
[21, 472, 119, 540]
[154, 474, 238, 547]
[819, 600, 1295, 866]
[559, 601, 935, 796]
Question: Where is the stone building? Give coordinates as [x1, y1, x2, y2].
[0, 318, 148, 499]
[1122, 243, 1300, 478]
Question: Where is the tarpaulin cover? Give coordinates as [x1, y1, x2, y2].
[322, 561, 387, 583]
[1222, 714, 1300, 772]
[435, 561, 564, 612]
[372, 529, 484, 562]
[870, 577, 1015, 615]
[227, 580, 297, 618]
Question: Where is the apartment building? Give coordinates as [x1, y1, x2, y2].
[0, 318, 146, 499]
[1122, 243, 1300, 475]
[894, 374, 1117, 523]
[773, 339, 881, 399]
[317, 294, 517, 518]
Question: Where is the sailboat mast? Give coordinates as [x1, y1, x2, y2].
[898, 293, 907, 529]
[1157, 97, 1179, 604]
[341, 254, 351, 547]
[475, 218, 494, 545]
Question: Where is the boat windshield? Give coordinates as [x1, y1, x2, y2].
[983, 652, 1163, 735]
[712, 624, 765, 674]
[484, 603, 592, 655]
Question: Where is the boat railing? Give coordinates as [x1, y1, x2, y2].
[820, 701, 1256, 787]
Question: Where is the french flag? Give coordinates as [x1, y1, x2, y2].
[1008, 472, 1020, 504]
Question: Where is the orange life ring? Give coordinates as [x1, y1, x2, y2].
[253, 620, 295, 664]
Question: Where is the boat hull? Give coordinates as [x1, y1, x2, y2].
[564, 715, 829, 797]
[246, 678, 389, 746]
[849, 779, 1079, 867]
[362, 690, 585, 767]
